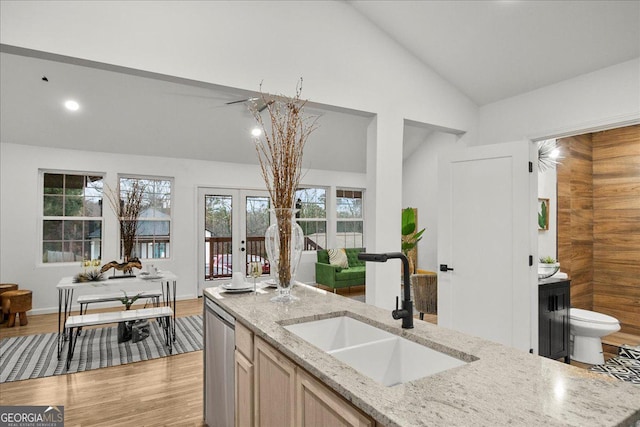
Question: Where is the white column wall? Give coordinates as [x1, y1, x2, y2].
[0, 143, 365, 313]
[402, 131, 462, 272]
[0, 1, 479, 311]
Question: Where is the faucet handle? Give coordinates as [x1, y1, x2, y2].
[395, 296, 399, 311]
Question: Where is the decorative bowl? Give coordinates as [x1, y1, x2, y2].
[538, 263, 560, 280]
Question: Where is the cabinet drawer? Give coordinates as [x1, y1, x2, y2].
[236, 321, 254, 361]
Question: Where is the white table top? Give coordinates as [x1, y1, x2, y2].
[57, 271, 177, 289]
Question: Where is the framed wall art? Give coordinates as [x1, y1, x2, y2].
[538, 198, 549, 230]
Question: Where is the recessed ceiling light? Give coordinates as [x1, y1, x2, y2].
[64, 100, 80, 111]
[251, 127, 262, 137]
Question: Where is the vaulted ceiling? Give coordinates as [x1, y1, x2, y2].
[1, 1, 638, 172]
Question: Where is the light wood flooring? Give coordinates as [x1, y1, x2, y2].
[0, 298, 205, 427]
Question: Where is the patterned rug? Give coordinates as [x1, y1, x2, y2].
[0, 315, 202, 383]
[590, 345, 640, 386]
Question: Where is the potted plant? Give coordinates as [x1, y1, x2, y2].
[538, 256, 560, 279]
[117, 290, 143, 343]
[401, 207, 425, 274]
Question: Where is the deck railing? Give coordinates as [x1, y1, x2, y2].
[205, 235, 322, 280]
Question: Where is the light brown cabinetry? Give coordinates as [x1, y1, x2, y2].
[235, 349, 254, 427]
[236, 323, 374, 427]
[254, 336, 296, 426]
[235, 322, 254, 427]
[297, 368, 374, 427]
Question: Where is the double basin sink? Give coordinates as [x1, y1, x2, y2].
[284, 315, 468, 387]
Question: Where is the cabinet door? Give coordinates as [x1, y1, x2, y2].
[549, 286, 569, 359]
[538, 286, 551, 357]
[254, 337, 296, 427]
[235, 350, 254, 427]
[296, 369, 374, 427]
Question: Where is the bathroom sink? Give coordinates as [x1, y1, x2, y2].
[284, 315, 467, 386]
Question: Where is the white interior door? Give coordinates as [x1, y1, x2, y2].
[437, 141, 537, 352]
[197, 187, 271, 294]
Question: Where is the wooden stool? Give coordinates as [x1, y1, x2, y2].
[1, 290, 32, 327]
[0, 284, 19, 323]
[0, 283, 19, 295]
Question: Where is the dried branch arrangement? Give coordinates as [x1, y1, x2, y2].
[251, 79, 318, 290]
[105, 180, 147, 260]
[251, 79, 318, 209]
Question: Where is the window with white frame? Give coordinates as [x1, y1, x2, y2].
[336, 189, 364, 249]
[295, 187, 327, 250]
[42, 172, 103, 263]
[119, 176, 172, 260]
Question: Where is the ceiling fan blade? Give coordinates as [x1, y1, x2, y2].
[225, 97, 258, 106]
[257, 100, 274, 113]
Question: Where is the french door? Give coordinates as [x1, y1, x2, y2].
[198, 187, 271, 294]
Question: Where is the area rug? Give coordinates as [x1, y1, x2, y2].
[590, 345, 640, 386]
[0, 314, 202, 383]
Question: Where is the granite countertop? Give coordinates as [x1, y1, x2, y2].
[204, 284, 640, 427]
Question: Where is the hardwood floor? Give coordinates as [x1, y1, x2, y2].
[0, 298, 205, 426]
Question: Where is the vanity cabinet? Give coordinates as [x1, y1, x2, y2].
[538, 279, 570, 363]
[235, 320, 375, 427]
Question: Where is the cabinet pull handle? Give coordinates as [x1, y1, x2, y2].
[555, 295, 559, 311]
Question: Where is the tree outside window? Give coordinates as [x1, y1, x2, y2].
[119, 177, 172, 260]
[336, 189, 364, 249]
[295, 187, 327, 250]
[42, 172, 103, 263]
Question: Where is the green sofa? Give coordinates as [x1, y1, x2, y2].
[315, 248, 366, 292]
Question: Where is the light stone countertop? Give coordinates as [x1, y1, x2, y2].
[204, 284, 640, 427]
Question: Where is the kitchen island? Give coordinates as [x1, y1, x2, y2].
[204, 284, 640, 427]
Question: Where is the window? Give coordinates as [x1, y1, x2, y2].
[119, 177, 172, 260]
[336, 189, 364, 249]
[295, 187, 327, 250]
[42, 172, 103, 263]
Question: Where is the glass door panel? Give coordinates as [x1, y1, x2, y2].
[244, 195, 271, 276]
[204, 194, 233, 280]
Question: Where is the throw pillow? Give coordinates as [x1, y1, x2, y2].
[328, 248, 349, 269]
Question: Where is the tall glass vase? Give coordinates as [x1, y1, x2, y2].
[265, 208, 304, 302]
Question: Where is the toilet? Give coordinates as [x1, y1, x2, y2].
[569, 308, 620, 365]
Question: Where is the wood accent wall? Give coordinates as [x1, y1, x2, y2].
[557, 134, 594, 311]
[592, 125, 640, 336]
[557, 124, 640, 335]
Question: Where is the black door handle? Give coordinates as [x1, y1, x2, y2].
[440, 264, 454, 272]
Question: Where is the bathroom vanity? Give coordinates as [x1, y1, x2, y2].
[538, 278, 571, 363]
[204, 284, 639, 427]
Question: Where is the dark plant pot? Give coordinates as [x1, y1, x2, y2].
[117, 321, 132, 343]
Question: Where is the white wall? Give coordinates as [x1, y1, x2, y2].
[477, 58, 640, 145]
[0, 0, 479, 310]
[537, 163, 557, 261]
[402, 131, 461, 272]
[0, 143, 365, 313]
